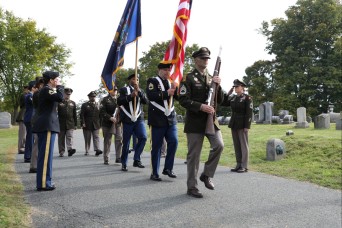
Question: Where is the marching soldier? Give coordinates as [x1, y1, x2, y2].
[117, 73, 148, 172]
[146, 62, 178, 181]
[222, 79, 253, 173]
[178, 47, 224, 198]
[58, 88, 78, 157]
[100, 86, 123, 165]
[32, 71, 64, 191]
[80, 91, 102, 156]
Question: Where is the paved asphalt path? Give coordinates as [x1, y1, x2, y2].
[15, 129, 341, 228]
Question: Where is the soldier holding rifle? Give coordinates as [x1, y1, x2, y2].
[179, 47, 224, 198]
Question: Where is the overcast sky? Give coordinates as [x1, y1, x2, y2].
[1, 0, 297, 102]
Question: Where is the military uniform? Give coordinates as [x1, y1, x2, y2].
[58, 88, 77, 157]
[117, 74, 148, 171]
[146, 67, 178, 180]
[30, 82, 42, 173]
[16, 87, 28, 154]
[80, 91, 102, 156]
[178, 47, 224, 197]
[222, 79, 253, 172]
[23, 81, 36, 163]
[100, 91, 123, 164]
[32, 71, 64, 191]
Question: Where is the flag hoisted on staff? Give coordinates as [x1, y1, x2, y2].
[101, 0, 141, 92]
[162, 0, 192, 85]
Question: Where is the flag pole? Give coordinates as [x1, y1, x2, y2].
[133, 40, 139, 117]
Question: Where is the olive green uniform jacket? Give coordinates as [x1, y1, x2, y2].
[178, 68, 224, 133]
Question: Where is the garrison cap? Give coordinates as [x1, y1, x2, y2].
[157, 62, 172, 69]
[233, 79, 247, 87]
[64, 88, 73, 95]
[87, 91, 97, 97]
[192, 47, 211, 59]
[127, 73, 139, 80]
[28, 81, 36, 90]
[42, 71, 59, 80]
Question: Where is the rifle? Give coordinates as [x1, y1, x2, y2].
[205, 47, 222, 135]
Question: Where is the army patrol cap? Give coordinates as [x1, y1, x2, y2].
[87, 91, 97, 97]
[64, 88, 73, 95]
[157, 62, 172, 69]
[28, 81, 36, 90]
[233, 79, 247, 87]
[192, 47, 211, 59]
[42, 71, 59, 80]
[127, 73, 139, 80]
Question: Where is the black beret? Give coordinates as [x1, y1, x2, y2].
[64, 88, 73, 95]
[87, 91, 97, 97]
[28, 81, 36, 90]
[157, 62, 172, 69]
[127, 73, 139, 80]
[233, 79, 246, 87]
[42, 71, 59, 80]
[192, 47, 211, 59]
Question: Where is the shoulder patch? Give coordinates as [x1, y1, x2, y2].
[148, 83, 154, 90]
[180, 84, 187, 95]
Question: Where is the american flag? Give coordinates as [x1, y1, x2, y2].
[162, 0, 192, 85]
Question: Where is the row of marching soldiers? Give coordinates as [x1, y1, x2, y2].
[16, 47, 253, 198]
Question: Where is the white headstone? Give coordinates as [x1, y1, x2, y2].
[314, 114, 330, 129]
[0, 112, 12, 128]
[295, 107, 309, 128]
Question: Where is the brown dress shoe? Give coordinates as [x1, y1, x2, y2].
[199, 174, 215, 190]
[187, 189, 203, 198]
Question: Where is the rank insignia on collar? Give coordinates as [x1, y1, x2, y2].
[180, 84, 186, 95]
[148, 83, 154, 90]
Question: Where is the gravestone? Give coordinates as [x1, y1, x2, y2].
[278, 110, 289, 119]
[282, 115, 294, 124]
[329, 112, 340, 123]
[263, 102, 273, 124]
[336, 112, 341, 130]
[0, 112, 12, 128]
[314, 114, 330, 129]
[218, 116, 230, 125]
[272, 116, 281, 124]
[256, 103, 265, 124]
[295, 107, 309, 128]
[286, 130, 294, 136]
[266, 139, 286, 161]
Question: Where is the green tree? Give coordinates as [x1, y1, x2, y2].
[0, 8, 72, 122]
[255, 0, 342, 116]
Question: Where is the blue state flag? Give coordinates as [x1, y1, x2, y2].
[101, 0, 141, 92]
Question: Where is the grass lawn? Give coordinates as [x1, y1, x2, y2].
[0, 126, 30, 227]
